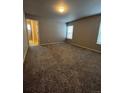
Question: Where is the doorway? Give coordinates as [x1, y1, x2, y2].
[26, 19, 39, 46]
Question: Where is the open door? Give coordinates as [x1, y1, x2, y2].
[26, 19, 39, 46]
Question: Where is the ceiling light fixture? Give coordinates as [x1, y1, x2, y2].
[59, 6, 65, 13]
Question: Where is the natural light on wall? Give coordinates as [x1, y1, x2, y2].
[97, 23, 101, 44]
[26, 19, 39, 46]
[27, 24, 31, 31]
[67, 25, 73, 39]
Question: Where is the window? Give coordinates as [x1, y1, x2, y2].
[97, 23, 101, 45]
[67, 25, 73, 39]
[27, 24, 31, 31]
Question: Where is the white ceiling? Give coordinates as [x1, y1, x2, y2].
[24, 0, 101, 23]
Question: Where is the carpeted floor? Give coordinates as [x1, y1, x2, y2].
[24, 43, 101, 93]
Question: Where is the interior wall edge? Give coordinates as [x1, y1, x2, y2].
[69, 42, 101, 53]
[23, 12, 29, 62]
[40, 42, 65, 46]
[23, 45, 29, 62]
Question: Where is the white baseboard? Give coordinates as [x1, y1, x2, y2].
[70, 43, 101, 53]
[23, 46, 29, 62]
[40, 42, 64, 46]
[40, 41, 101, 53]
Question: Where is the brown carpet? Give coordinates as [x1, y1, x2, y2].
[24, 43, 101, 93]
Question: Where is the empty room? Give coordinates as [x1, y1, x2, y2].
[23, 0, 101, 93]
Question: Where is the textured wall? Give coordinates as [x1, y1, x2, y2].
[67, 14, 101, 51]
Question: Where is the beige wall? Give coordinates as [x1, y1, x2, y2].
[23, 13, 28, 61]
[39, 19, 66, 44]
[25, 15, 66, 44]
[67, 14, 101, 51]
